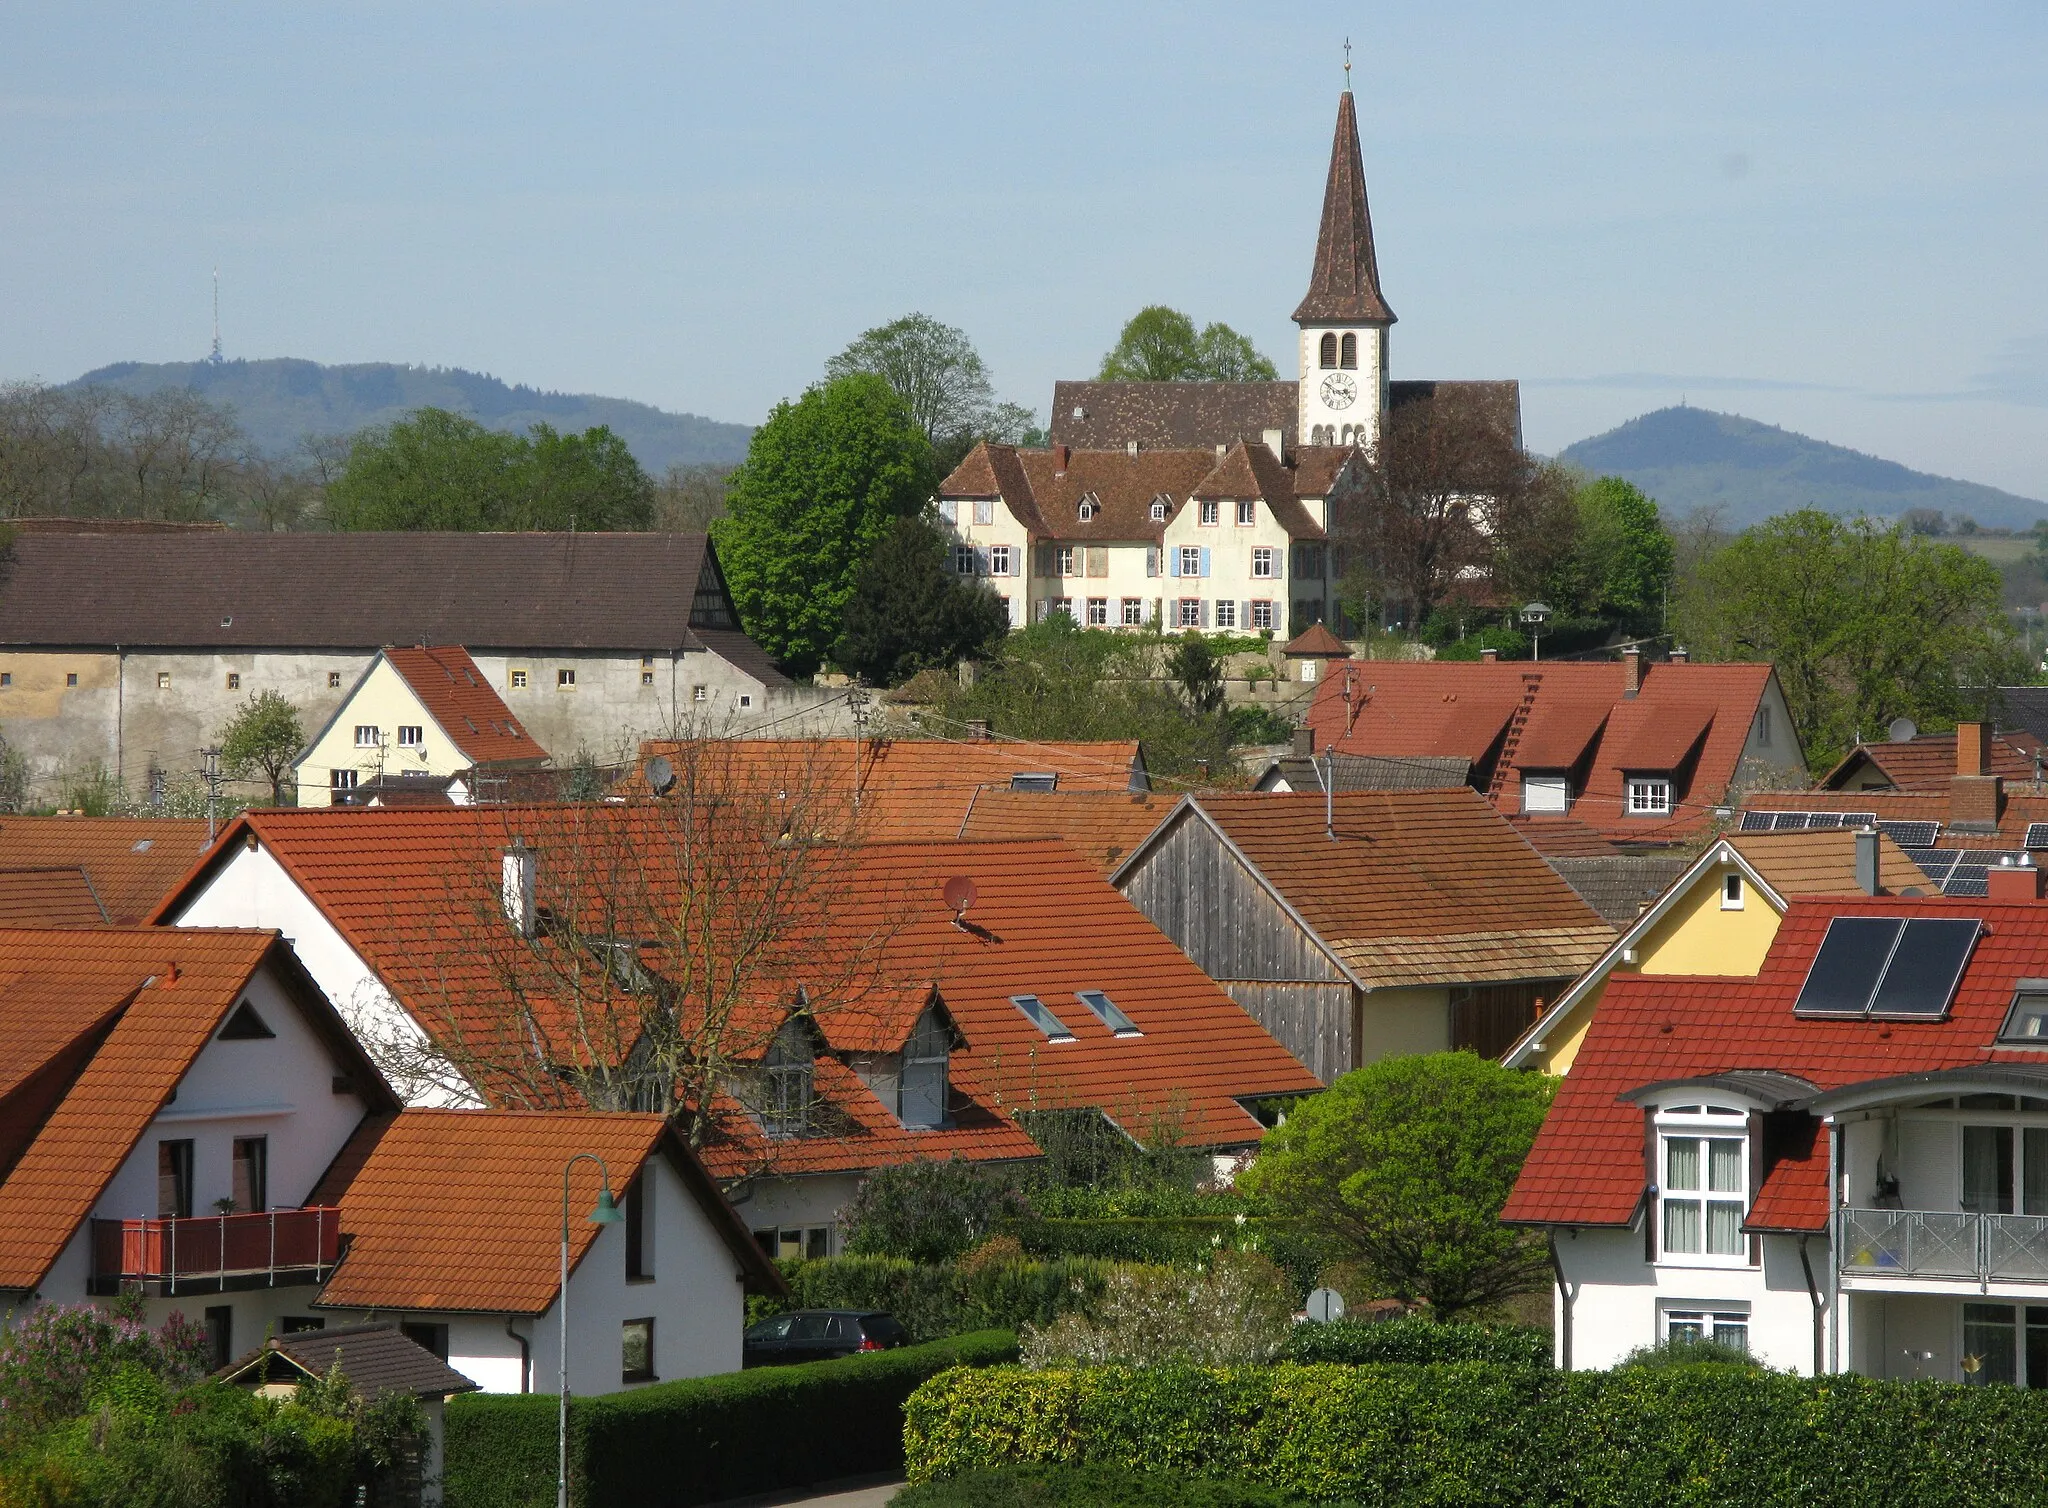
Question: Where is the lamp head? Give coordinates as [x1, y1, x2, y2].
[589, 1186, 625, 1225]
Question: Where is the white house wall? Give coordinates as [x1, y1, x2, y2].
[729, 1173, 865, 1256]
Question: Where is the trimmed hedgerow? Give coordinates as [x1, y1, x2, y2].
[892, 1462, 1345, 1507]
[1007, 1219, 1323, 1299]
[904, 1361, 2048, 1507]
[757, 1254, 1123, 1343]
[1280, 1317, 1550, 1369]
[444, 1329, 1018, 1508]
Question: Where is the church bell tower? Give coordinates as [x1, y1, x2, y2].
[1294, 67, 1395, 451]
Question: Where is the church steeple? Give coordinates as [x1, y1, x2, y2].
[1292, 86, 1395, 326]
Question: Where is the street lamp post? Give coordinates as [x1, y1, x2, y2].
[1519, 602, 1552, 662]
[559, 1153, 624, 1508]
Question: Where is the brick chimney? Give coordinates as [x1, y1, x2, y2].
[1480, 647, 1498, 663]
[1988, 854, 2045, 901]
[1052, 445, 1070, 473]
[1621, 646, 1641, 699]
[966, 718, 992, 742]
[1290, 728, 1314, 758]
[1951, 721, 2003, 832]
[1669, 646, 1690, 663]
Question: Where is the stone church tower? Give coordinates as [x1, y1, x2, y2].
[1294, 86, 1396, 450]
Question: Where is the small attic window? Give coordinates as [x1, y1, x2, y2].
[218, 1001, 276, 1040]
[1150, 498, 1168, 521]
[1998, 981, 2048, 1047]
[1012, 994, 1075, 1042]
[1010, 773, 1058, 793]
[1077, 990, 1141, 1038]
[1078, 495, 1098, 522]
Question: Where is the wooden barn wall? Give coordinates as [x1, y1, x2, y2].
[1120, 818, 1345, 985]
[1219, 980, 1353, 1083]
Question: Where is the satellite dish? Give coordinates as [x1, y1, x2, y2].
[1305, 1287, 1346, 1323]
[643, 756, 677, 796]
[941, 876, 978, 918]
[1887, 717, 1918, 744]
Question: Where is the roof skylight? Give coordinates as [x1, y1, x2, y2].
[1011, 994, 1075, 1042]
[1793, 916, 1980, 1020]
[1076, 990, 1141, 1037]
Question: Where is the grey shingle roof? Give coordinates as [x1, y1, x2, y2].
[1544, 855, 1692, 927]
[219, 1322, 480, 1399]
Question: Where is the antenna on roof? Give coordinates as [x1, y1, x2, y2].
[942, 875, 978, 929]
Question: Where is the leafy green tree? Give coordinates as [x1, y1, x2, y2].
[1237, 1053, 1555, 1319]
[218, 690, 304, 806]
[843, 1157, 1026, 1265]
[1678, 509, 2020, 769]
[1098, 307, 1278, 382]
[1166, 634, 1225, 714]
[826, 313, 1038, 476]
[714, 375, 939, 676]
[1573, 477, 1675, 623]
[324, 408, 653, 531]
[833, 515, 1008, 685]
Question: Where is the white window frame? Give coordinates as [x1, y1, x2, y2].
[1055, 546, 1076, 577]
[1177, 598, 1202, 629]
[1150, 500, 1167, 522]
[558, 668, 577, 689]
[1521, 773, 1569, 815]
[396, 725, 424, 748]
[1053, 597, 1073, 619]
[509, 669, 528, 689]
[1198, 500, 1219, 526]
[1655, 1104, 1751, 1268]
[1627, 777, 1673, 815]
[1250, 600, 1275, 632]
[1086, 598, 1109, 627]
[989, 544, 1012, 577]
[1178, 546, 1202, 577]
[1121, 598, 1145, 626]
[1722, 872, 1745, 910]
[353, 725, 379, 748]
[954, 544, 976, 575]
[1661, 1304, 1750, 1350]
[1214, 600, 1237, 630]
[1236, 500, 1256, 526]
[1252, 547, 1276, 579]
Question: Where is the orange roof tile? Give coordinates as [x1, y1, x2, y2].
[632, 737, 1148, 841]
[1301, 660, 1781, 841]
[0, 819, 212, 923]
[1821, 730, 2042, 792]
[312, 1109, 778, 1313]
[955, 791, 1182, 874]
[382, 646, 549, 766]
[1281, 624, 1350, 658]
[1165, 792, 1615, 989]
[1728, 829, 1932, 897]
[0, 869, 108, 926]
[0, 929, 277, 1291]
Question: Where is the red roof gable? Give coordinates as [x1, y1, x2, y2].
[1505, 894, 2048, 1232]
[382, 646, 549, 767]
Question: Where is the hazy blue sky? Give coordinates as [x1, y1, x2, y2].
[7, 3, 2046, 497]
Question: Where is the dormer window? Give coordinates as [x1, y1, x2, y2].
[1626, 778, 1672, 815]
[763, 1019, 813, 1137]
[900, 1006, 951, 1128]
[1655, 1103, 1750, 1267]
[1077, 494, 1098, 522]
[1150, 498, 1168, 522]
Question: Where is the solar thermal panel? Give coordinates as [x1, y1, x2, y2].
[1868, 918, 1980, 1017]
[1794, 917, 1903, 1016]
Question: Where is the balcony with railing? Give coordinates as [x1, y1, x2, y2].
[1840, 1207, 2048, 1285]
[88, 1207, 342, 1296]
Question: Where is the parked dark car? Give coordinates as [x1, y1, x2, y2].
[742, 1309, 909, 1367]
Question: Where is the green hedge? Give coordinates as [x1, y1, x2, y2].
[445, 1330, 1017, 1508]
[755, 1255, 1122, 1343]
[894, 1463, 1337, 1507]
[905, 1361, 2048, 1507]
[1280, 1318, 1550, 1369]
[1007, 1219, 1322, 1297]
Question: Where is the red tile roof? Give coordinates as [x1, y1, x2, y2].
[0, 819, 213, 923]
[1821, 731, 2042, 792]
[312, 1109, 778, 1313]
[0, 869, 108, 926]
[1164, 792, 1614, 989]
[1740, 789, 2048, 852]
[1504, 894, 2048, 1233]
[955, 791, 1182, 874]
[381, 647, 549, 766]
[1281, 624, 1350, 658]
[1301, 660, 1781, 841]
[0, 930, 291, 1291]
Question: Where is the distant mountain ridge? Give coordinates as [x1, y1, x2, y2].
[1558, 406, 2047, 530]
[64, 358, 754, 473]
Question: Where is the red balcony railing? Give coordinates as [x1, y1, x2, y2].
[89, 1207, 342, 1294]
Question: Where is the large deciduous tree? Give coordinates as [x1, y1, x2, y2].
[832, 515, 1008, 686]
[1679, 509, 2018, 769]
[714, 374, 939, 677]
[217, 690, 305, 806]
[1097, 307, 1278, 383]
[825, 313, 1037, 475]
[323, 408, 653, 531]
[1238, 1052, 1555, 1320]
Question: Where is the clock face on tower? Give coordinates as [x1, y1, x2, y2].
[1320, 372, 1357, 410]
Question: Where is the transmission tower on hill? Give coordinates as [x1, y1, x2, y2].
[205, 268, 224, 365]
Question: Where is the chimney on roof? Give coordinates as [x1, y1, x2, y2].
[1669, 646, 1690, 663]
[1959, 721, 1989, 776]
[1262, 427, 1285, 462]
[1621, 646, 1641, 699]
[966, 719, 992, 742]
[1989, 853, 2046, 901]
[1854, 826, 1879, 896]
[1291, 728, 1314, 758]
[1052, 445, 1069, 473]
[1480, 647, 1498, 664]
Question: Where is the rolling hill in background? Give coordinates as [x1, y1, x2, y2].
[64, 359, 754, 472]
[1559, 406, 2048, 530]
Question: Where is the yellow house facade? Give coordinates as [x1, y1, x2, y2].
[1505, 828, 1932, 1075]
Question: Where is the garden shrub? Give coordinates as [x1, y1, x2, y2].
[893, 1463, 1343, 1508]
[444, 1329, 1019, 1508]
[906, 1361, 2048, 1506]
[1007, 1218, 1322, 1301]
[758, 1254, 1124, 1343]
[844, 1158, 1029, 1264]
[0, 1300, 208, 1446]
[1281, 1317, 1551, 1369]
[1023, 1253, 1295, 1369]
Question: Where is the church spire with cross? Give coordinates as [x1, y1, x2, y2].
[1293, 50, 1395, 326]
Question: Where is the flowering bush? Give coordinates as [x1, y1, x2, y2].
[1020, 1250, 1295, 1369]
[0, 1298, 208, 1446]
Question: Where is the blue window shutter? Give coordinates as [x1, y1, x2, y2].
[1168, 549, 1180, 579]
[1199, 546, 1211, 578]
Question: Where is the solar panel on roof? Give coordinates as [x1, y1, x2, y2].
[1795, 917, 1902, 1016]
[1868, 918, 1981, 1017]
[1739, 810, 1776, 832]
[1878, 821, 1941, 848]
[2027, 823, 2048, 850]
[1740, 809, 1880, 834]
